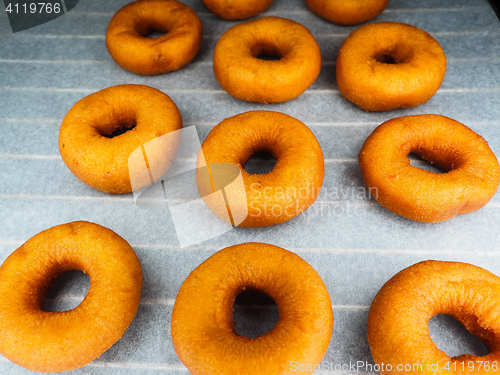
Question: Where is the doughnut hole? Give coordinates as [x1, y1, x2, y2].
[16, 259, 88, 313]
[144, 30, 166, 39]
[233, 290, 279, 338]
[408, 153, 446, 174]
[243, 150, 277, 175]
[89, 101, 139, 139]
[137, 20, 168, 39]
[429, 314, 489, 358]
[43, 270, 90, 312]
[134, 17, 170, 39]
[407, 142, 468, 174]
[376, 53, 397, 64]
[251, 42, 284, 61]
[236, 129, 283, 176]
[374, 46, 413, 65]
[100, 120, 137, 138]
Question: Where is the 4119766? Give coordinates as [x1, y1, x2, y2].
[5, 2, 62, 14]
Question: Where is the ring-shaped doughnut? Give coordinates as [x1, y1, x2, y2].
[171, 242, 333, 375]
[358, 115, 500, 223]
[305, 0, 389, 25]
[59, 84, 183, 194]
[197, 111, 324, 227]
[0, 221, 142, 373]
[106, 0, 203, 75]
[213, 17, 322, 103]
[201, 0, 274, 20]
[368, 260, 500, 375]
[336, 22, 447, 111]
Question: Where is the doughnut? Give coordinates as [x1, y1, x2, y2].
[59, 84, 182, 194]
[171, 242, 333, 375]
[358, 115, 500, 223]
[368, 260, 500, 375]
[336, 22, 447, 111]
[213, 17, 322, 103]
[0, 221, 142, 372]
[305, 0, 389, 25]
[201, 0, 274, 20]
[196, 111, 324, 227]
[106, 0, 203, 75]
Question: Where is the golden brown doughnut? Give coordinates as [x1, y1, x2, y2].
[358, 115, 500, 223]
[197, 111, 324, 227]
[368, 260, 500, 375]
[337, 22, 447, 111]
[59, 84, 182, 194]
[0, 221, 142, 373]
[171, 242, 333, 375]
[213, 17, 322, 103]
[305, 0, 390, 25]
[201, 0, 274, 20]
[106, 0, 203, 75]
